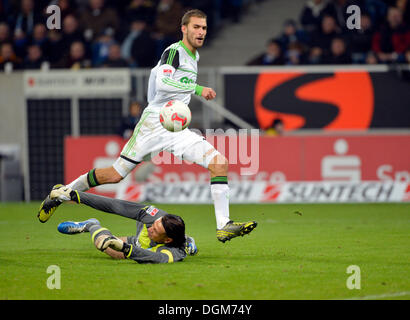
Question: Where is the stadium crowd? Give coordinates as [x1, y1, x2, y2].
[2, 0, 409, 70]
[247, 0, 410, 66]
[0, 0, 257, 70]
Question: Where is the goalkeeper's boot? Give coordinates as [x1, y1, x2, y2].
[57, 218, 100, 235]
[216, 220, 258, 243]
[37, 184, 64, 223]
[185, 236, 198, 256]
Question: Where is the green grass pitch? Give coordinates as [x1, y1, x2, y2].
[0, 201, 409, 300]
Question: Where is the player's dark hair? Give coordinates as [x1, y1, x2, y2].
[181, 9, 207, 26]
[162, 214, 186, 248]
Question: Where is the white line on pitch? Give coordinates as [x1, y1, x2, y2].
[342, 291, 410, 300]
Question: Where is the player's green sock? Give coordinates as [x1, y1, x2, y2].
[210, 176, 228, 184]
[86, 169, 100, 188]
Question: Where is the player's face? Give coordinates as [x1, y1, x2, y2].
[184, 17, 207, 49]
[147, 217, 171, 244]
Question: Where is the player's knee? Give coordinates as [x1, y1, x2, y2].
[208, 154, 229, 176]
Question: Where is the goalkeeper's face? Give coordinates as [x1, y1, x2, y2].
[147, 217, 172, 244]
[183, 16, 207, 49]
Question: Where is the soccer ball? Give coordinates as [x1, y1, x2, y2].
[159, 100, 192, 132]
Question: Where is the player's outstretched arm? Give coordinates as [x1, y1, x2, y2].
[127, 246, 177, 264]
[95, 232, 177, 264]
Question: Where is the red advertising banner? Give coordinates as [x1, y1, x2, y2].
[65, 134, 410, 202]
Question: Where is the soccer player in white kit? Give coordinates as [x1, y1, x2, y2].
[38, 9, 257, 243]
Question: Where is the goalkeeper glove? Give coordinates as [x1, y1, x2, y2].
[97, 235, 132, 257]
[185, 235, 198, 256]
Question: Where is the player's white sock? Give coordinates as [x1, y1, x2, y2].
[66, 173, 90, 191]
[66, 169, 100, 191]
[210, 177, 231, 229]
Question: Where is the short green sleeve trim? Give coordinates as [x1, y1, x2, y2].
[195, 84, 204, 96]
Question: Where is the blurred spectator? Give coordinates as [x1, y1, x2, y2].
[52, 0, 78, 20]
[365, 50, 379, 64]
[56, 40, 91, 69]
[372, 6, 410, 63]
[101, 43, 129, 67]
[121, 19, 157, 67]
[154, 0, 184, 53]
[0, 23, 12, 46]
[0, 42, 22, 70]
[285, 42, 308, 65]
[0, 0, 256, 70]
[125, 0, 157, 26]
[307, 46, 324, 63]
[276, 19, 309, 52]
[308, 15, 341, 59]
[22, 44, 45, 69]
[118, 100, 143, 139]
[247, 39, 285, 66]
[79, 0, 119, 42]
[91, 29, 115, 66]
[12, 27, 28, 59]
[29, 23, 52, 60]
[12, 0, 43, 36]
[265, 118, 284, 136]
[348, 14, 374, 63]
[47, 28, 64, 63]
[323, 0, 352, 31]
[300, 0, 329, 33]
[60, 15, 87, 54]
[322, 37, 352, 63]
[364, 0, 388, 29]
[395, 0, 410, 24]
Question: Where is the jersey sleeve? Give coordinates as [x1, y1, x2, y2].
[135, 205, 168, 225]
[126, 245, 186, 264]
[156, 48, 203, 96]
[160, 47, 180, 69]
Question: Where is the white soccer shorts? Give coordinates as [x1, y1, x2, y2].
[113, 109, 220, 177]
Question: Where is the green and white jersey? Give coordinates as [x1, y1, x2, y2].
[146, 40, 204, 111]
